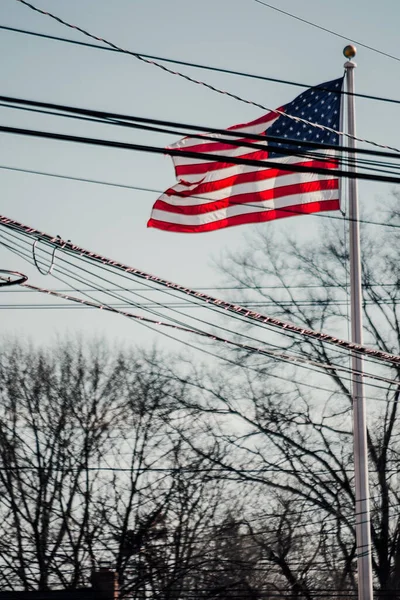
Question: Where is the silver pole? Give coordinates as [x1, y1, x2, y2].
[343, 45, 373, 600]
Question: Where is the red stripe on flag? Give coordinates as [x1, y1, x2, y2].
[170, 111, 279, 158]
[174, 149, 269, 178]
[155, 179, 339, 216]
[226, 108, 282, 131]
[148, 80, 344, 233]
[166, 160, 338, 199]
[147, 199, 340, 233]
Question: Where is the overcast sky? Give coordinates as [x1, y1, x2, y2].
[1, 0, 399, 349]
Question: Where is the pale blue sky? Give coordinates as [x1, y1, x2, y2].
[1, 0, 399, 347]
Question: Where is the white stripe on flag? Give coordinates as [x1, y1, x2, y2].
[151, 189, 338, 226]
[160, 172, 336, 206]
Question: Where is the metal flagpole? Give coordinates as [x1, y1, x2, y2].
[343, 45, 373, 600]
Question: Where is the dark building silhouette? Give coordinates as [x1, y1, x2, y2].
[0, 569, 118, 600]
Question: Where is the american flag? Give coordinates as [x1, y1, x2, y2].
[148, 77, 344, 233]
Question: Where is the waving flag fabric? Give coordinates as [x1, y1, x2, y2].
[148, 78, 344, 233]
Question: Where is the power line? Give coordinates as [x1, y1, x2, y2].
[43, 233, 400, 381]
[3, 99, 400, 178]
[0, 228, 371, 371]
[5, 499, 393, 542]
[0, 99, 370, 171]
[4, 236, 394, 390]
[0, 241, 360, 402]
[3, 299, 400, 309]
[1, 213, 400, 370]
[252, 0, 400, 63]
[1, 227, 397, 395]
[0, 220, 394, 384]
[2, 93, 400, 186]
[1, 24, 400, 106]
[0, 218, 397, 397]
[2, 124, 400, 186]
[1, 282, 399, 293]
[1, 232, 342, 379]
[4, 497, 398, 550]
[0, 465, 363, 474]
[5, 93, 400, 160]
[4, 96, 400, 182]
[1, 164, 400, 231]
[11, 0, 400, 153]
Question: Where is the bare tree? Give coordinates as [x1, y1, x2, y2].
[2, 200, 399, 598]
[176, 206, 400, 598]
[0, 341, 241, 599]
[0, 342, 186, 592]
[0, 341, 124, 590]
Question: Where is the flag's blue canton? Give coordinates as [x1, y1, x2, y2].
[266, 78, 344, 158]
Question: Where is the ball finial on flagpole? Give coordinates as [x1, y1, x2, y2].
[343, 44, 357, 59]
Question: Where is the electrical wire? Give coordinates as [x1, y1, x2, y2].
[1, 282, 399, 292]
[0, 225, 386, 375]
[2, 213, 399, 370]
[3, 499, 392, 547]
[0, 492, 390, 554]
[0, 229, 394, 409]
[0, 226, 399, 397]
[3, 100, 400, 180]
[12, 0, 400, 153]
[252, 0, 400, 63]
[2, 300, 400, 309]
[1, 210, 398, 392]
[3, 231, 396, 390]
[0, 454, 394, 564]
[0, 100, 362, 170]
[0, 229, 354, 403]
[1, 164, 400, 232]
[0, 464, 363, 474]
[2, 124, 400, 186]
[5, 101, 400, 177]
[1, 24, 400, 106]
[0, 230, 388, 390]
[18, 225, 398, 401]
[3, 93, 400, 160]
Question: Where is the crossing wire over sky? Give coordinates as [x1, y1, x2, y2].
[2, 25, 400, 106]
[4, 276, 394, 387]
[5, 93, 400, 164]
[2, 124, 400, 186]
[1, 213, 400, 369]
[3, 3, 400, 592]
[13, 0, 400, 153]
[1, 226, 399, 396]
[252, 0, 400, 63]
[3, 1, 400, 379]
[1, 164, 400, 231]
[0, 225, 391, 384]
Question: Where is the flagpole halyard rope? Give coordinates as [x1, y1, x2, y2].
[14, 0, 400, 154]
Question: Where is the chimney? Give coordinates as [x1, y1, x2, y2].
[91, 567, 119, 600]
